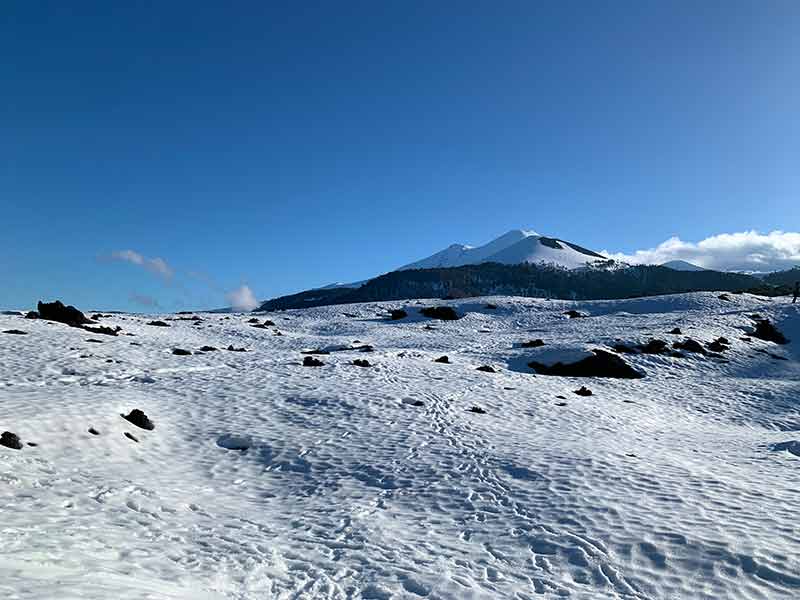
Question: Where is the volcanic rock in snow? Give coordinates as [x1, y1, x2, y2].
[172, 348, 192, 355]
[147, 320, 170, 327]
[390, 309, 408, 320]
[420, 306, 460, 321]
[352, 359, 371, 367]
[468, 406, 487, 414]
[520, 339, 545, 348]
[303, 356, 324, 367]
[476, 365, 497, 373]
[529, 349, 643, 379]
[434, 356, 450, 364]
[672, 338, 707, 355]
[2, 329, 27, 335]
[37, 300, 92, 327]
[574, 386, 593, 396]
[752, 319, 789, 345]
[0, 432, 23, 450]
[121, 409, 154, 430]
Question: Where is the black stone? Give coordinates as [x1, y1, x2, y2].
[468, 406, 487, 414]
[752, 319, 789, 344]
[390, 309, 408, 320]
[564, 310, 586, 319]
[199, 346, 218, 352]
[476, 365, 496, 373]
[0, 432, 22, 450]
[121, 409, 154, 430]
[529, 349, 643, 379]
[352, 359, 371, 367]
[303, 356, 324, 367]
[434, 356, 450, 364]
[172, 348, 192, 355]
[37, 300, 92, 327]
[520, 339, 545, 348]
[2, 329, 27, 335]
[672, 338, 707, 355]
[668, 327, 682, 335]
[124, 432, 139, 443]
[574, 386, 593, 396]
[420, 306, 460, 321]
[88, 427, 100, 435]
[25, 311, 39, 319]
[147, 320, 170, 327]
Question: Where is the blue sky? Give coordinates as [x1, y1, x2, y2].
[2, 1, 799, 311]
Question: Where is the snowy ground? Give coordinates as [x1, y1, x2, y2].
[1, 292, 799, 599]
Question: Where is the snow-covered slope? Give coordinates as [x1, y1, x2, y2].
[662, 259, 707, 271]
[1, 294, 799, 599]
[400, 229, 606, 270]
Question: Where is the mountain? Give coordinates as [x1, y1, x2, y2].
[259, 262, 764, 310]
[661, 260, 707, 271]
[400, 229, 607, 271]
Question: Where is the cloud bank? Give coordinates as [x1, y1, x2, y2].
[110, 250, 174, 281]
[604, 231, 800, 272]
[226, 285, 259, 311]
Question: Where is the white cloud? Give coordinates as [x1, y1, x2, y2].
[603, 230, 800, 272]
[226, 284, 259, 311]
[110, 250, 174, 280]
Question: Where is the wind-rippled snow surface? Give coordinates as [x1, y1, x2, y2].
[1, 293, 799, 599]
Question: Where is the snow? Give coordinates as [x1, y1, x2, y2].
[399, 229, 604, 270]
[661, 260, 707, 271]
[1, 293, 799, 599]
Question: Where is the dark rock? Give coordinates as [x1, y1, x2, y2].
[227, 345, 247, 352]
[352, 359, 371, 367]
[434, 356, 450, 364]
[26, 442, 37, 447]
[37, 300, 92, 327]
[121, 409, 154, 430]
[420, 306, 460, 321]
[520, 339, 545, 348]
[172, 348, 192, 355]
[301, 349, 330, 355]
[390, 309, 408, 320]
[147, 320, 170, 327]
[411, 400, 425, 407]
[706, 338, 730, 353]
[86, 338, 104, 343]
[564, 310, 586, 319]
[740, 336, 752, 342]
[82, 325, 119, 336]
[641, 339, 669, 355]
[247, 317, 260, 323]
[529, 349, 643, 379]
[468, 406, 487, 414]
[124, 432, 139, 443]
[88, 427, 100, 435]
[485, 303, 498, 310]
[668, 327, 682, 335]
[199, 346, 218, 352]
[2, 329, 27, 335]
[476, 365, 496, 373]
[263, 320, 275, 326]
[752, 319, 789, 344]
[574, 386, 593, 396]
[718, 294, 731, 301]
[303, 356, 324, 367]
[91, 313, 105, 320]
[555, 402, 568, 407]
[25, 311, 39, 319]
[672, 338, 707, 355]
[0, 432, 23, 450]
[612, 343, 638, 354]
[355, 344, 374, 353]
[423, 324, 436, 330]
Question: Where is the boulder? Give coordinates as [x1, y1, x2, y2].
[199, 346, 218, 352]
[673, 338, 707, 355]
[82, 324, 119, 336]
[752, 319, 789, 345]
[520, 339, 545, 348]
[2, 329, 27, 335]
[172, 348, 192, 355]
[641, 339, 669, 355]
[124, 432, 139, 443]
[668, 327, 682, 335]
[390, 309, 408, 320]
[434, 356, 450, 364]
[485, 303, 498, 310]
[420, 306, 460, 321]
[303, 356, 324, 367]
[88, 427, 100, 435]
[706, 338, 730, 353]
[227, 345, 247, 352]
[529, 349, 643, 379]
[147, 320, 170, 327]
[468, 406, 487, 414]
[0, 432, 22, 450]
[564, 310, 586, 319]
[476, 365, 496, 373]
[37, 300, 92, 327]
[352, 359, 371, 367]
[121, 409, 154, 430]
[25, 311, 39, 319]
[573, 386, 593, 396]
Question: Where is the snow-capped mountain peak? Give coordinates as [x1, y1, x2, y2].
[399, 229, 604, 271]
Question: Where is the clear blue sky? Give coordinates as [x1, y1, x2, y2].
[2, 1, 798, 311]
